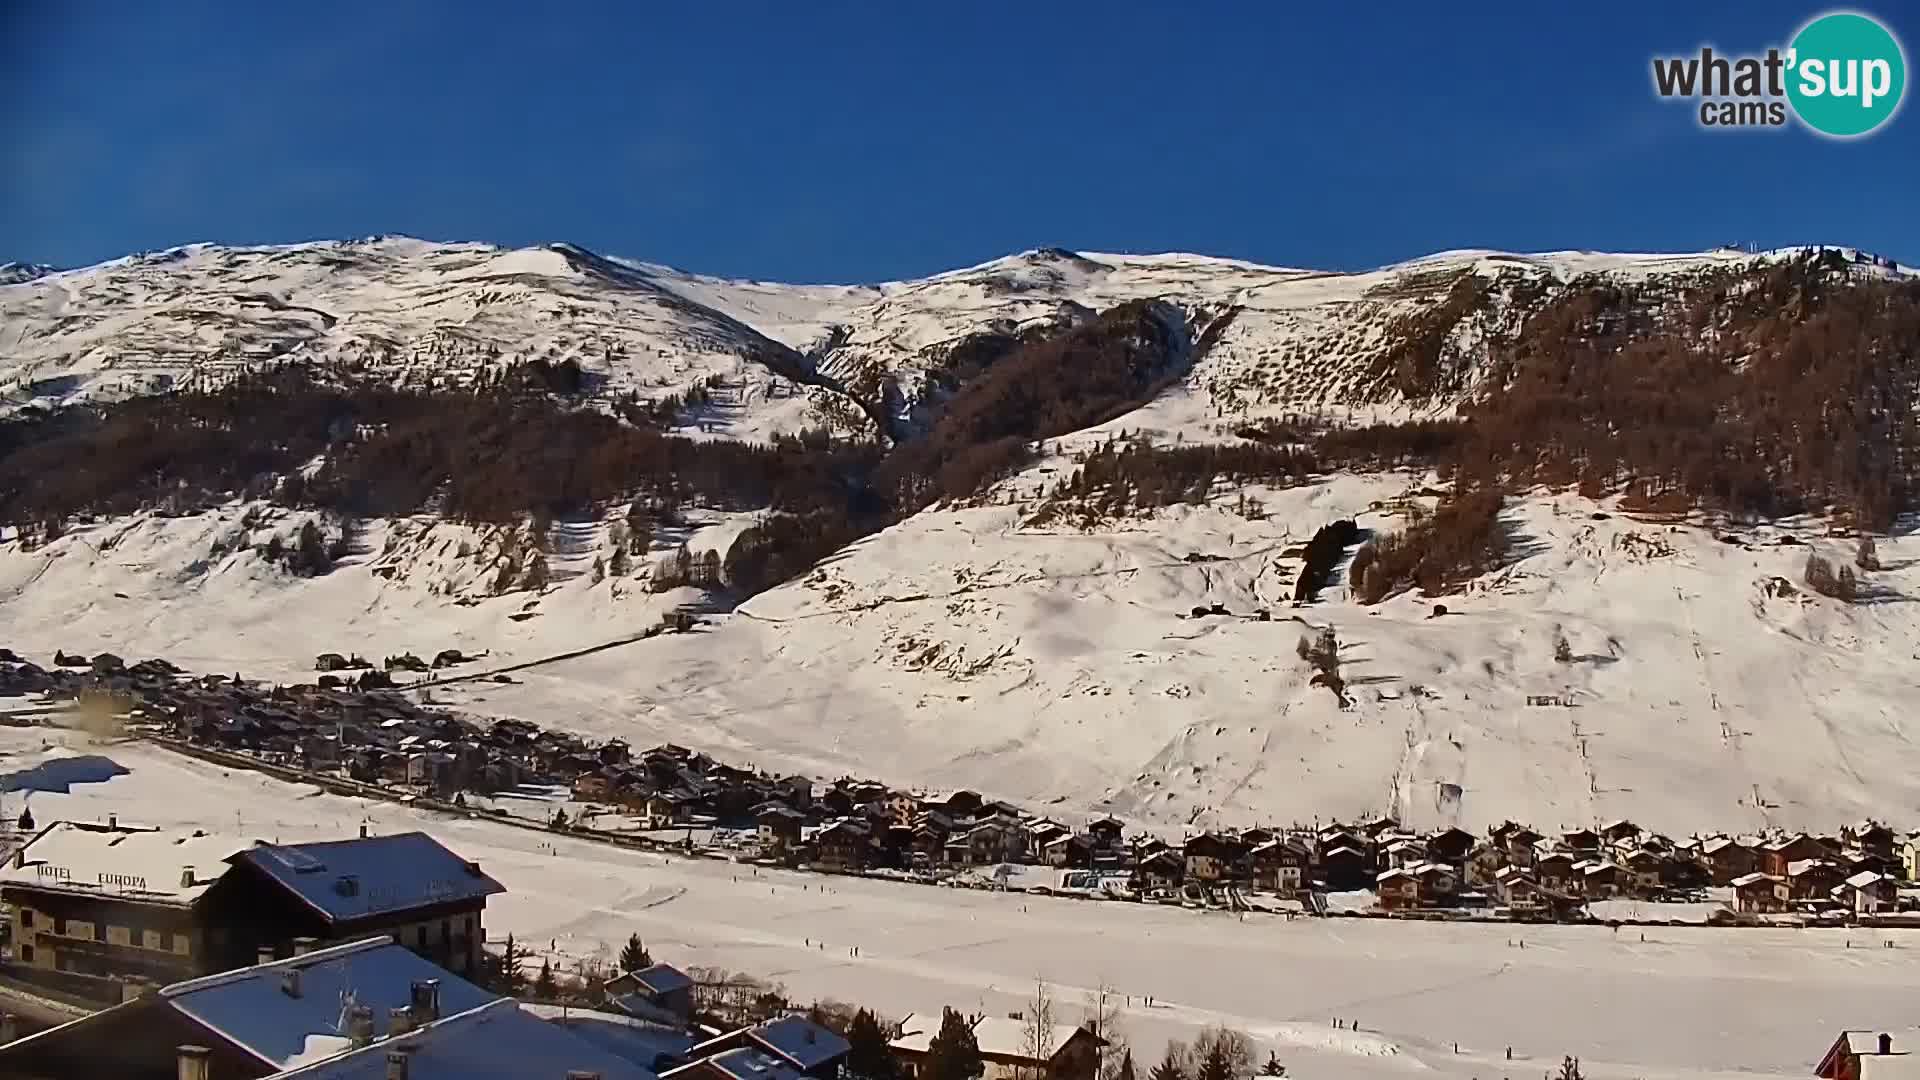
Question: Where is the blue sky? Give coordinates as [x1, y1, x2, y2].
[4, 3, 1915, 282]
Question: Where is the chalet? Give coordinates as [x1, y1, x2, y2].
[1381, 837, 1427, 870]
[1618, 849, 1664, 894]
[1427, 827, 1477, 865]
[1182, 833, 1248, 883]
[1377, 868, 1420, 911]
[892, 1015, 1105, 1080]
[1493, 865, 1536, 906]
[1562, 828, 1601, 854]
[1575, 859, 1620, 899]
[757, 806, 806, 856]
[1026, 821, 1070, 861]
[910, 816, 952, 867]
[1535, 851, 1577, 894]
[1601, 819, 1643, 846]
[1816, 1030, 1920, 1080]
[958, 821, 1025, 866]
[1315, 827, 1368, 862]
[643, 791, 694, 828]
[1043, 833, 1093, 869]
[1701, 836, 1760, 885]
[931, 790, 985, 818]
[1788, 858, 1846, 901]
[814, 821, 872, 872]
[1835, 871, 1899, 915]
[1359, 816, 1400, 839]
[886, 793, 923, 827]
[1903, 837, 1920, 884]
[1133, 849, 1184, 893]
[1731, 872, 1790, 913]
[1500, 827, 1544, 868]
[1318, 845, 1372, 891]
[685, 1015, 851, 1080]
[1248, 838, 1309, 895]
[1087, 816, 1125, 852]
[606, 961, 695, 1024]
[1763, 834, 1830, 877]
[1237, 827, 1277, 848]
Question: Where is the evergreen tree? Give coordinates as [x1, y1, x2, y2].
[496, 934, 526, 991]
[534, 957, 557, 999]
[925, 1007, 984, 1080]
[845, 1008, 901, 1080]
[619, 933, 652, 973]
[609, 546, 632, 576]
[1115, 1049, 1137, 1080]
[1556, 1057, 1583, 1080]
[1261, 1052, 1285, 1077]
[297, 520, 330, 575]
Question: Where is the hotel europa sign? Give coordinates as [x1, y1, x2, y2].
[34, 864, 151, 891]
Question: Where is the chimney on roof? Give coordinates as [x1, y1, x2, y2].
[180, 867, 196, 889]
[281, 967, 301, 999]
[108, 814, 117, 829]
[293, 936, 318, 956]
[410, 979, 441, 1023]
[389, 1005, 416, 1037]
[1881, 1034, 1894, 1056]
[0, 1013, 17, 1045]
[11, 849, 23, 870]
[177, 1044, 212, 1080]
[257, 945, 277, 966]
[348, 1005, 376, 1048]
[360, 822, 370, 838]
[385, 1048, 412, 1080]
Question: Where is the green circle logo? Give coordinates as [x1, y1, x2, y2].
[1786, 12, 1907, 137]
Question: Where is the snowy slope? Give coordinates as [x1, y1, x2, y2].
[5, 476, 1916, 837]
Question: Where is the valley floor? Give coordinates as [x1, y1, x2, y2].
[0, 726, 1905, 1080]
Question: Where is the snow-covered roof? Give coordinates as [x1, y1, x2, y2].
[625, 962, 693, 996]
[1859, 1055, 1920, 1080]
[1730, 872, 1781, 888]
[0, 821, 240, 906]
[670, 1047, 803, 1080]
[272, 999, 655, 1079]
[744, 1015, 849, 1071]
[522, 1004, 698, 1070]
[1846, 870, 1894, 889]
[1788, 858, 1834, 877]
[892, 1017, 1095, 1061]
[166, 937, 497, 1068]
[228, 832, 505, 924]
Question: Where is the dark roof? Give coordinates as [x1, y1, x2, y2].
[228, 832, 506, 924]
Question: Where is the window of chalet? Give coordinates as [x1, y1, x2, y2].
[51, 915, 65, 935]
[18, 909, 31, 927]
[17, 944, 31, 963]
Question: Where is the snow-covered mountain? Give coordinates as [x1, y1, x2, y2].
[3, 237, 1917, 837]
[0, 236, 1791, 435]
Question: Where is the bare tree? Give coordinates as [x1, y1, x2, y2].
[1019, 979, 1058, 1080]
[1085, 981, 1129, 1080]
